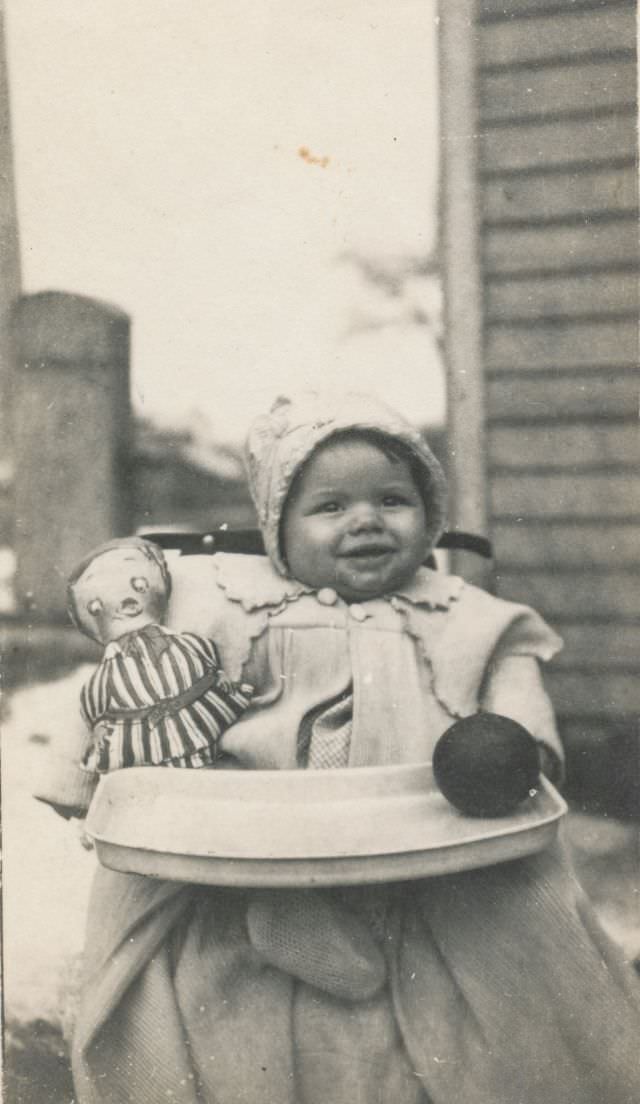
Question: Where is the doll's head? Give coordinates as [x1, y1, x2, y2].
[67, 537, 171, 645]
[245, 392, 447, 600]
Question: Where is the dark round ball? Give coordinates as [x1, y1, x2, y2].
[432, 713, 540, 818]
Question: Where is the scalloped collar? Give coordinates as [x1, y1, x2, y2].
[212, 553, 464, 614]
[394, 569, 464, 610]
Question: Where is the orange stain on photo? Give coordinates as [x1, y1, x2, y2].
[298, 146, 330, 168]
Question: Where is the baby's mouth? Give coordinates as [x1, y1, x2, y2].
[342, 544, 394, 562]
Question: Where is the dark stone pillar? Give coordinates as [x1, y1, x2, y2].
[12, 291, 131, 619]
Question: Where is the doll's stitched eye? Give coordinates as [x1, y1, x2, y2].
[131, 576, 149, 593]
[87, 598, 103, 617]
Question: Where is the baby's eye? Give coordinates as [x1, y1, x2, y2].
[131, 576, 149, 593]
[87, 598, 103, 616]
[317, 502, 341, 514]
[382, 494, 408, 507]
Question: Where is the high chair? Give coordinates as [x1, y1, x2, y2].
[83, 528, 567, 887]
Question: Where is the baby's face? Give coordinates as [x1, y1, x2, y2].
[282, 438, 429, 602]
[72, 547, 167, 644]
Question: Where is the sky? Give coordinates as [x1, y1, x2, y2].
[5, 0, 443, 443]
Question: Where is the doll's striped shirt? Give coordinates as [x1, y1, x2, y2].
[80, 627, 252, 772]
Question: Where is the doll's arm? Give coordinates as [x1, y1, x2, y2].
[33, 743, 99, 818]
[32, 667, 100, 818]
[479, 654, 564, 785]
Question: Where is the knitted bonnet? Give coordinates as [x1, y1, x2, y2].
[244, 391, 448, 576]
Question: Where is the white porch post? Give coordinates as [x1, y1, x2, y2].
[438, 1, 488, 582]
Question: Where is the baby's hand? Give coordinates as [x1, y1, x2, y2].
[215, 669, 234, 694]
[537, 743, 563, 786]
[75, 819, 94, 851]
[93, 719, 114, 741]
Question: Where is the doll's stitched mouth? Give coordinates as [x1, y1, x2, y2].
[120, 599, 142, 616]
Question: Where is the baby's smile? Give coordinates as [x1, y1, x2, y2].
[339, 543, 395, 560]
[340, 541, 395, 557]
[338, 543, 397, 578]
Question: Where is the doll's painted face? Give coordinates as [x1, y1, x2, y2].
[71, 546, 168, 644]
[281, 436, 430, 602]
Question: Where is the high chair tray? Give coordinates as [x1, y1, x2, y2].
[85, 764, 567, 887]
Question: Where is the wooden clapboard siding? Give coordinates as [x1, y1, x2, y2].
[480, 0, 635, 17]
[480, 110, 636, 173]
[481, 59, 635, 123]
[487, 270, 637, 321]
[491, 472, 639, 517]
[486, 318, 638, 368]
[495, 569, 639, 620]
[479, 5, 635, 67]
[488, 422, 638, 468]
[487, 370, 637, 420]
[485, 220, 639, 273]
[545, 670, 640, 715]
[483, 164, 638, 223]
[476, 0, 639, 768]
[561, 715, 637, 749]
[492, 520, 639, 567]
[552, 622, 640, 667]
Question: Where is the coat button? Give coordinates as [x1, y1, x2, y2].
[349, 603, 368, 622]
[317, 587, 338, 606]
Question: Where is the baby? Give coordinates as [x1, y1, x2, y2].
[38, 392, 640, 1104]
[67, 536, 253, 773]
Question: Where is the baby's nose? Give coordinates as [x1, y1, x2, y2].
[349, 503, 383, 530]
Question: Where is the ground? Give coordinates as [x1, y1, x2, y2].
[2, 669, 639, 1103]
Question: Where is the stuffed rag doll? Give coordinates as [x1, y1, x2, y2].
[68, 536, 253, 772]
